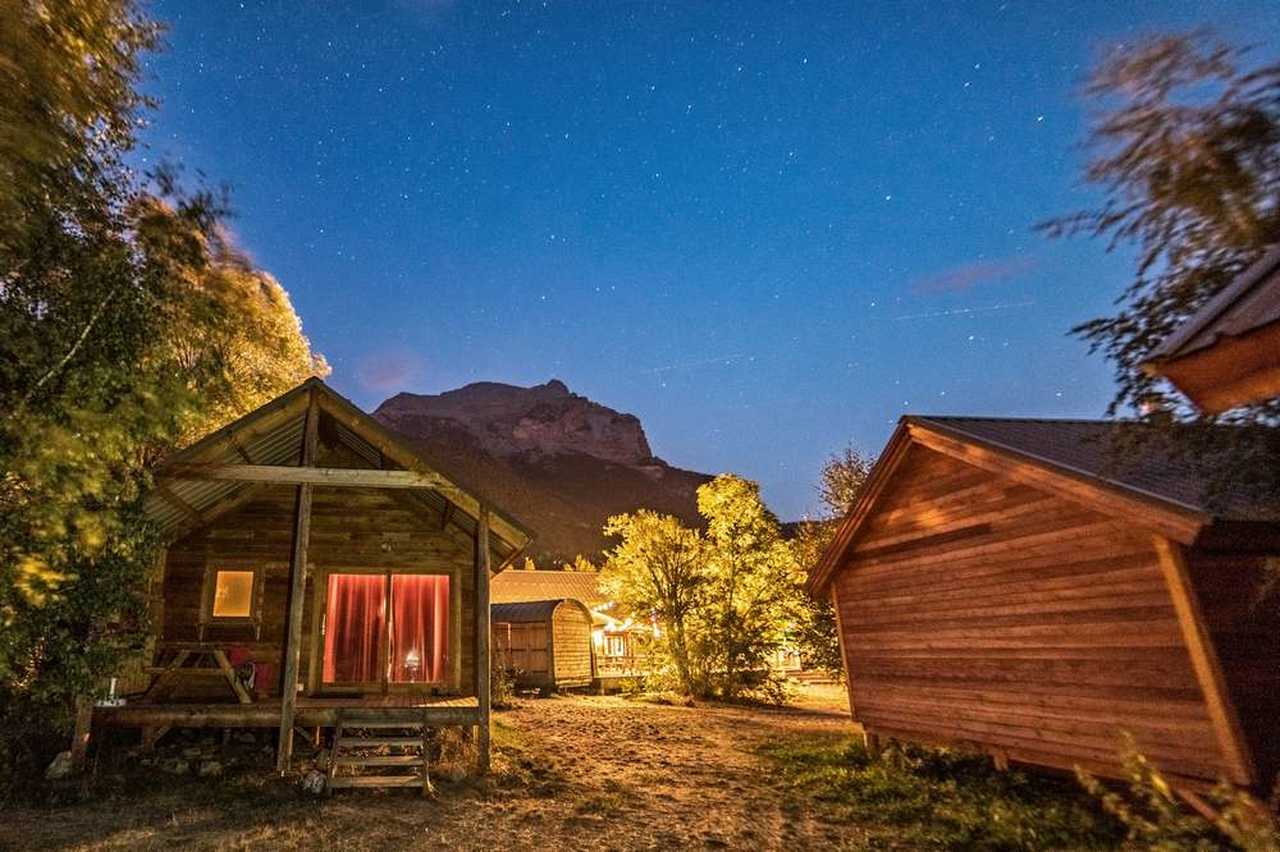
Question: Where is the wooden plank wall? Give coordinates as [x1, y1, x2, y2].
[1186, 547, 1280, 789]
[160, 437, 477, 699]
[551, 603, 593, 686]
[831, 444, 1230, 783]
[500, 622, 550, 679]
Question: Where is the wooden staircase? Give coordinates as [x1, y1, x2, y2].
[325, 710, 434, 796]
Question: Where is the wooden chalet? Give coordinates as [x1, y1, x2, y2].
[88, 378, 532, 784]
[491, 568, 653, 685]
[491, 599, 594, 691]
[809, 416, 1280, 793]
[1144, 244, 1280, 413]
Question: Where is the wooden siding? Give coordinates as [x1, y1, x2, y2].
[497, 622, 550, 680]
[551, 603, 593, 686]
[159, 435, 477, 701]
[831, 444, 1231, 784]
[1186, 548, 1280, 788]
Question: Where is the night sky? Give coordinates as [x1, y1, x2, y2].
[141, 1, 1279, 520]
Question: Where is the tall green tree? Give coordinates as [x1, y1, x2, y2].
[1, 0, 325, 783]
[697, 474, 797, 700]
[791, 444, 875, 678]
[600, 511, 706, 694]
[1040, 31, 1280, 421]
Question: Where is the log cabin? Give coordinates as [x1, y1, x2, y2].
[86, 378, 532, 787]
[491, 599, 594, 692]
[1144, 243, 1280, 414]
[491, 568, 653, 685]
[808, 415, 1280, 795]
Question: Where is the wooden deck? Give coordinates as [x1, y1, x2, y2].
[94, 695, 481, 729]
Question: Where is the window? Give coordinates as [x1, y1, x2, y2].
[321, 572, 450, 687]
[200, 566, 263, 637]
[212, 570, 256, 618]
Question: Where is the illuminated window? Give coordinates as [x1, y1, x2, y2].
[211, 570, 256, 618]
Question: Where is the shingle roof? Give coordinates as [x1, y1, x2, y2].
[1149, 244, 1280, 361]
[490, 569, 607, 606]
[911, 416, 1280, 523]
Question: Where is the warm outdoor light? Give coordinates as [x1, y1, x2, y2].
[211, 570, 254, 618]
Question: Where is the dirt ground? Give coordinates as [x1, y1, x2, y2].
[8, 684, 857, 851]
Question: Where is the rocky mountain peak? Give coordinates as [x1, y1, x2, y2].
[373, 379, 654, 466]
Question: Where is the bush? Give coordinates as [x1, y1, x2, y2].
[491, 655, 518, 710]
[1078, 736, 1279, 851]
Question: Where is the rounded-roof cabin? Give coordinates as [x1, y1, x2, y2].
[491, 598, 594, 691]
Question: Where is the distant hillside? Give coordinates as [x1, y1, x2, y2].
[374, 379, 711, 562]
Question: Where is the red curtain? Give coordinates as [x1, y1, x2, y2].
[323, 574, 385, 684]
[390, 575, 449, 683]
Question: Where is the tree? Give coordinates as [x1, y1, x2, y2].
[790, 444, 876, 678]
[0, 0, 326, 784]
[600, 511, 706, 694]
[697, 474, 797, 700]
[1039, 31, 1280, 421]
[818, 444, 875, 517]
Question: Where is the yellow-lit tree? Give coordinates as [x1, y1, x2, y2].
[600, 511, 706, 695]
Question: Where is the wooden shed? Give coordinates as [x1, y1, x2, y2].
[1144, 243, 1280, 414]
[492, 599, 594, 691]
[809, 416, 1280, 794]
[87, 378, 532, 785]
[491, 568, 653, 684]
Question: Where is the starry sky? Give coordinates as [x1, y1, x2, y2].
[141, 0, 1280, 520]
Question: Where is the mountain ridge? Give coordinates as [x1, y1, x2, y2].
[373, 379, 711, 562]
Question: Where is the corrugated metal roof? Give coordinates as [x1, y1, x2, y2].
[144, 380, 532, 564]
[491, 569, 606, 606]
[1149, 244, 1280, 361]
[912, 416, 1280, 523]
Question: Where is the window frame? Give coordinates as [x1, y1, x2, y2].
[199, 563, 266, 639]
[308, 565, 462, 697]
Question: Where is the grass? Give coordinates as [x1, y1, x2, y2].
[760, 733, 1127, 850]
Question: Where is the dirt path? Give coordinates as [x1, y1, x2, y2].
[8, 687, 855, 851]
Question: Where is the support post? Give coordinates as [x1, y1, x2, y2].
[277, 390, 318, 773]
[476, 506, 492, 774]
[70, 698, 93, 770]
[1152, 535, 1254, 786]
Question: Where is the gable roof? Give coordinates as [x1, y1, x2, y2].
[491, 569, 607, 607]
[808, 415, 1280, 594]
[145, 378, 533, 563]
[1148, 244, 1280, 362]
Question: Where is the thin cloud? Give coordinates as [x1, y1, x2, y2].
[911, 256, 1036, 295]
[355, 348, 424, 391]
[894, 300, 1037, 321]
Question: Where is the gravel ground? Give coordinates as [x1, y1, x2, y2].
[8, 685, 856, 851]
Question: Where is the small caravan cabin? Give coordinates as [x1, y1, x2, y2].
[90, 378, 531, 781]
[492, 599, 594, 691]
[491, 568, 652, 683]
[809, 416, 1280, 794]
[1144, 243, 1280, 414]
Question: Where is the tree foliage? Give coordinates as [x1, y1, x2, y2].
[696, 474, 796, 700]
[1040, 31, 1280, 421]
[0, 0, 325, 784]
[599, 511, 706, 694]
[789, 444, 876, 678]
[601, 475, 797, 701]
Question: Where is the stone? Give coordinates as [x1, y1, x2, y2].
[237, 732, 257, 745]
[300, 769, 327, 796]
[45, 750, 76, 780]
[197, 759, 223, 777]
